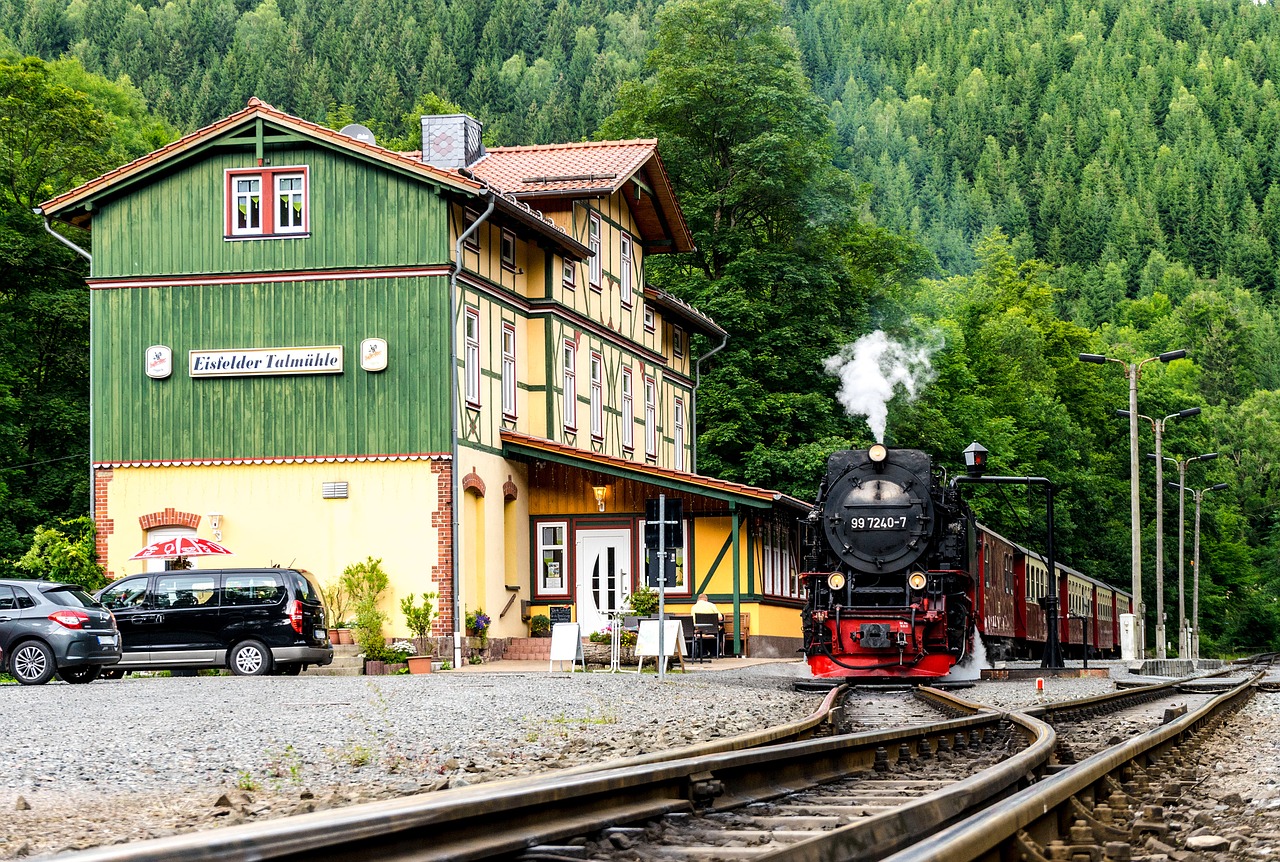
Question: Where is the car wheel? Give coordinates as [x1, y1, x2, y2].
[56, 665, 103, 684]
[11, 641, 56, 685]
[229, 640, 273, 676]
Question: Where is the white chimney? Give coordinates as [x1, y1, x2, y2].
[421, 114, 485, 170]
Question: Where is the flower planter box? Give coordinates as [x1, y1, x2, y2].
[406, 656, 433, 675]
[363, 660, 406, 675]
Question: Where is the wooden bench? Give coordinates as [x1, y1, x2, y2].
[722, 612, 750, 657]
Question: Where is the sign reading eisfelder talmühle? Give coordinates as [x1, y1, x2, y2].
[189, 345, 344, 377]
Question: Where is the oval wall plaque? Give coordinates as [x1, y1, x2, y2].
[361, 338, 388, 372]
[146, 345, 172, 379]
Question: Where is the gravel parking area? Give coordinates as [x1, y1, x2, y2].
[1, 664, 819, 858]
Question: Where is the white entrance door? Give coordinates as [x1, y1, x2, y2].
[576, 529, 631, 635]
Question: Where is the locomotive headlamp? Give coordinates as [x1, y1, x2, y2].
[868, 444, 888, 464]
[908, 571, 927, 591]
[827, 572, 847, 591]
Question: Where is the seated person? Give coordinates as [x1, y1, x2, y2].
[691, 593, 722, 621]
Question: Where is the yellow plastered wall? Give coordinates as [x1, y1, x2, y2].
[104, 461, 445, 637]
[457, 448, 530, 638]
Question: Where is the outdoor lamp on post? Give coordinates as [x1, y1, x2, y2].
[1158, 451, 1217, 657]
[1123, 405, 1201, 659]
[963, 441, 989, 477]
[952, 442, 1061, 668]
[1192, 482, 1228, 660]
[1078, 348, 1187, 658]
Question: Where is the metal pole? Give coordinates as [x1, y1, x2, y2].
[1177, 461, 1188, 656]
[1127, 363, 1143, 656]
[1192, 489, 1202, 661]
[1154, 419, 1165, 659]
[657, 493, 666, 679]
[1042, 482, 1061, 669]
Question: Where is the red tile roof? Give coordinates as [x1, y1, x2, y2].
[467, 140, 695, 254]
[39, 98, 479, 221]
[469, 140, 658, 196]
[500, 430, 807, 509]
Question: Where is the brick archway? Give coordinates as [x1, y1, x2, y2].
[462, 470, 486, 497]
[139, 509, 201, 530]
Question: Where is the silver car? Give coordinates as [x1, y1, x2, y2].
[0, 579, 122, 685]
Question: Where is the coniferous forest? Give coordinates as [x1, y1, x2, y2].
[2, 0, 1280, 650]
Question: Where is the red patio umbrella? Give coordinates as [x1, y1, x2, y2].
[129, 536, 235, 562]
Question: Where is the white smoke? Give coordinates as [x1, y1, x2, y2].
[823, 331, 940, 443]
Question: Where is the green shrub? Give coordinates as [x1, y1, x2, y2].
[343, 557, 390, 658]
[16, 517, 106, 591]
[627, 585, 658, 617]
[529, 614, 551, 637]
[400, 591, 436, 638]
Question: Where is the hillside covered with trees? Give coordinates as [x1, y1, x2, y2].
[1, 0, 1279, 649]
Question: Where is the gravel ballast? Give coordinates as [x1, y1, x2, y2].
[4, 660, 1277, 860]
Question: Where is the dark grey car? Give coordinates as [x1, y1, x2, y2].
[0, 579, 122, 685]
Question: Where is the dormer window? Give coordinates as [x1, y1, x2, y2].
[644, 307, 655, 333]
[226, 166, 309, 239]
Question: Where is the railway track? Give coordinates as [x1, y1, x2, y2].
[54, 672, 1265, 862]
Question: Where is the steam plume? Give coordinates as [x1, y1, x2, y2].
[824, 331, 940, 443]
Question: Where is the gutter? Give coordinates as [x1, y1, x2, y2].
[448, 193, 496, 671]
[38, 210, 96, 520]
[691, 332, 728, 474]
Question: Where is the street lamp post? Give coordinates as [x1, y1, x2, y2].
[1159, 452, 1217, 656]
[1079, 349, 1187, 658]
[1173, 481, 1228, 660]
[1125, 407, 1200, 659]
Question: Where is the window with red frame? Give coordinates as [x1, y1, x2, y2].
[226, 166, 309, 238]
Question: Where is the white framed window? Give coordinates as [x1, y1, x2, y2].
[761, 522, 801, 599]
[535, 521, 570, 597]
[501, 229, 517, 270]
[226, 166, 309, 239]
[673, 326, 684, 358]
[463, 208, 481, 251]
[562, 256, 576, 289]
[275, 173, 306, 233]
[673, 397, 686, 471]
[231, 175, 261, 236]
[620, 233, 633, 307]
[588, 212, 602, 290]
[644, 376, 657, 459]
[464, 307, 480, 407]
[501, 322, 517, 418]
[644, 307, 655, 333]
[621, 367, 634, 452]
[590, 351, 603, 440]
[562, 340, 577, 431]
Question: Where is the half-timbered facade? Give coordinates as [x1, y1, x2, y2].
[40, 100, 805, 658]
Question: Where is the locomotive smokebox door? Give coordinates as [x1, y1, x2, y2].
[822, 449, 936, 574]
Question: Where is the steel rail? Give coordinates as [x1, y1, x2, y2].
[57, 701, 1018, 862]
[880, 672, 1261, 862]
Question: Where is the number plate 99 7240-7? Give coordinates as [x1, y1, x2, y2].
[849, 516, 908, 530]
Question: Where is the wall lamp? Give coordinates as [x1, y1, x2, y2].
[592, 485, 608, 512]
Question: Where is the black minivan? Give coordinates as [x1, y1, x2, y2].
[95, 568, 333, 676]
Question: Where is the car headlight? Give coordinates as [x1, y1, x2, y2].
[827, 572, 846, 591]
[908, 571, 927, 591]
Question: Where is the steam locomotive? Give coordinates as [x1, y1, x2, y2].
[800, 445, 1133, 679]
[800, 445, 974, 678]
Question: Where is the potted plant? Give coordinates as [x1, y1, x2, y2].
[343, 556, 391, 672]
[401, 591, 437, 674]
[465, 607, 491, 646]
[529, 614, 551, 637]
[319, 575, 351, 644]
[627, 585, 659, 617]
